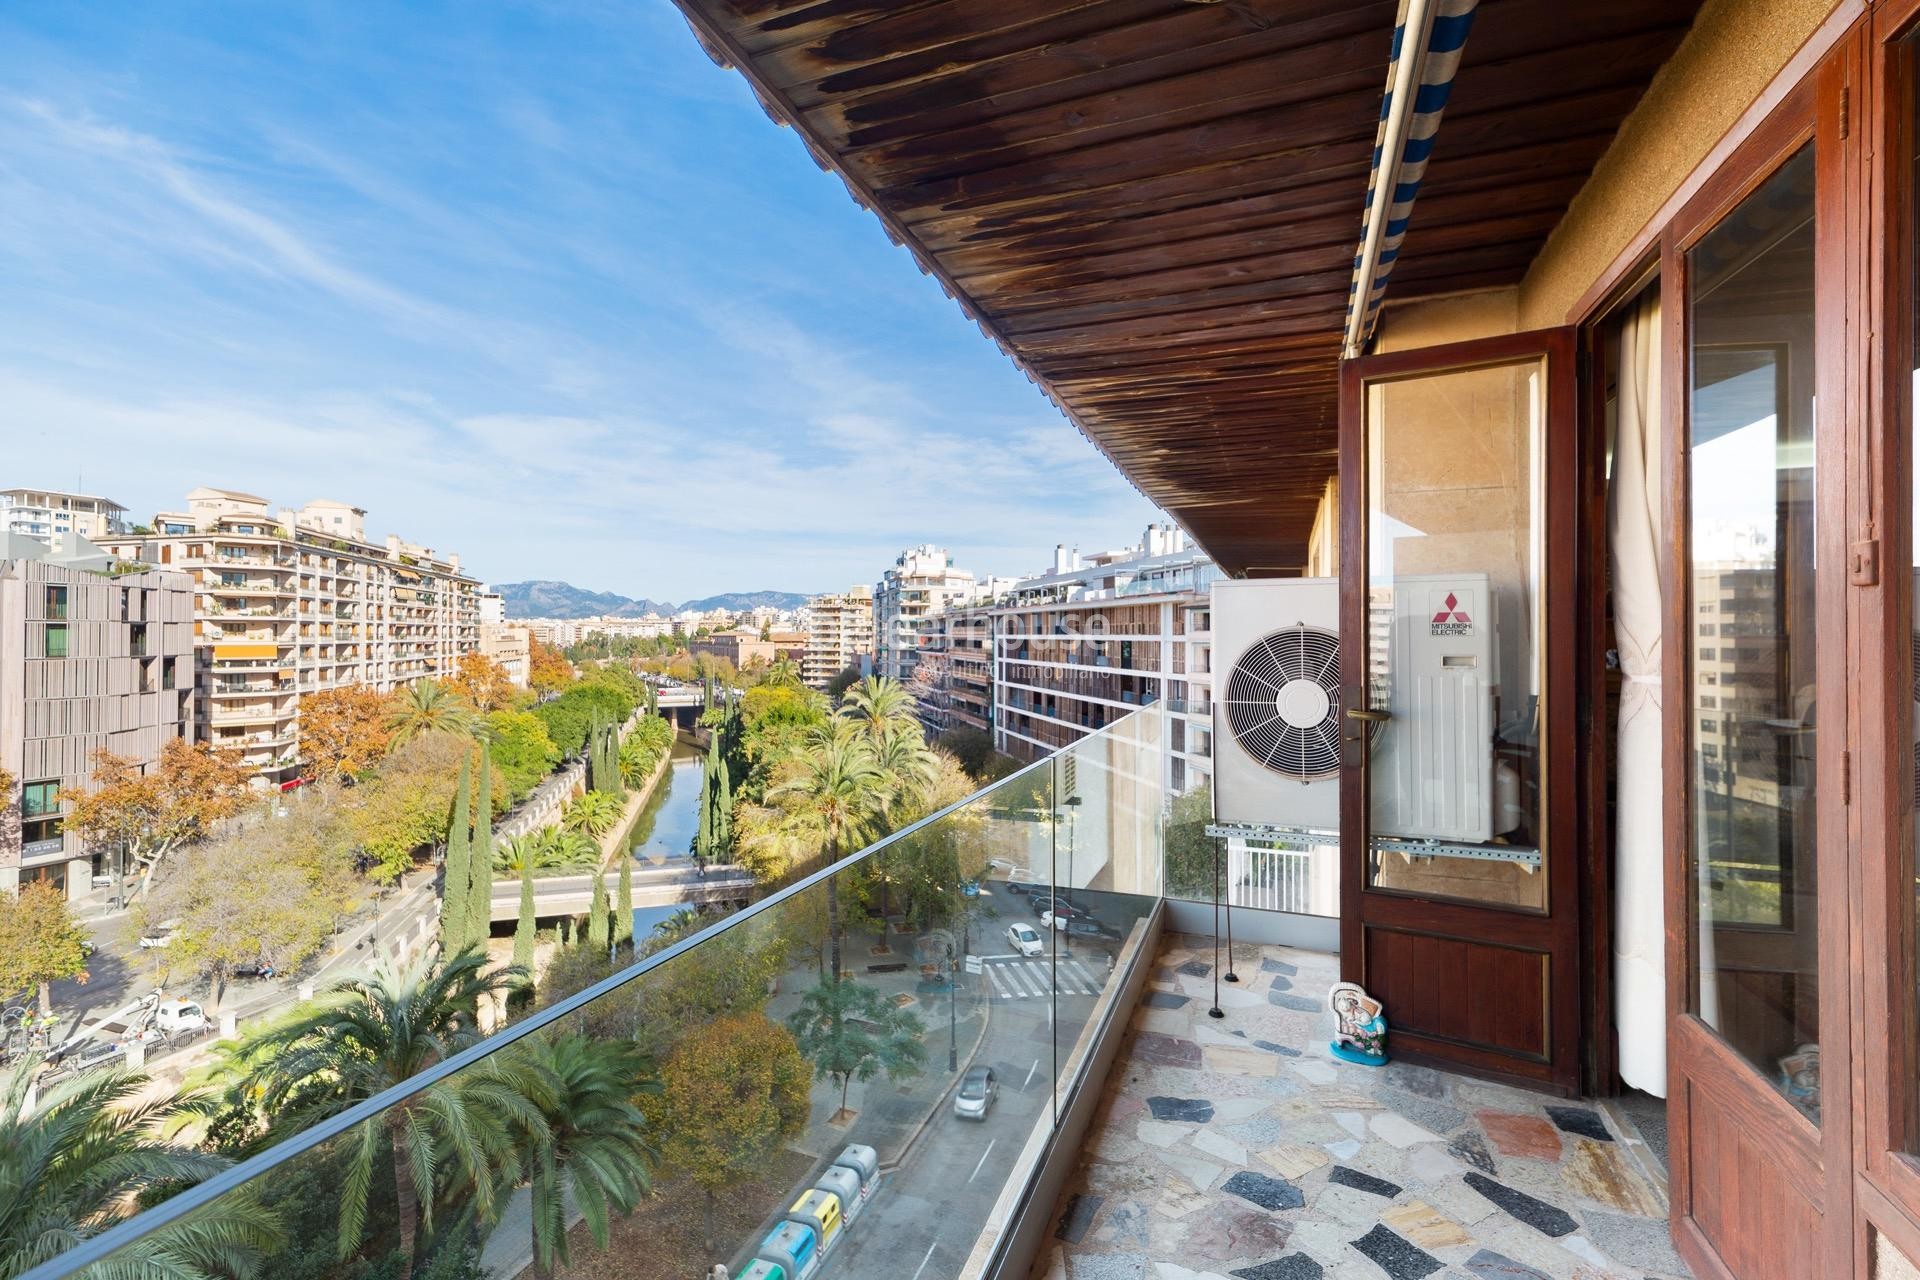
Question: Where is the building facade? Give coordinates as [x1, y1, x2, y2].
[873, 545, 974, 683]
[688, 627, 806, 671]
[0, 547, 193, 895]
[1, 488, 129, 543]
[986, 528, 1215, 787]
[479, 623, 531, 688]
[98, 487, 481, 787]
[802, 584, 874, 687]
[910, 600, 994, 737]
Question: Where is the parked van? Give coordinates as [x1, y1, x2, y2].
[153, 999, 207, 1038]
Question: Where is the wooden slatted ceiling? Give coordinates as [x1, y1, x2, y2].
[675, 0, 1702, 575]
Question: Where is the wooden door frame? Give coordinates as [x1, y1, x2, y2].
[1336, 327, 1583, 1095]
[1859, 2, 1920, 1269]
[1655, 48, 1858, 1280]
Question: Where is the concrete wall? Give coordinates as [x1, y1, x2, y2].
[494, 707, 650, 843]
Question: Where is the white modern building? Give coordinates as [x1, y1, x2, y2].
[907, 525, 1217, 792]
[1, 489, 129, 543]
[873, 545, 975, 683]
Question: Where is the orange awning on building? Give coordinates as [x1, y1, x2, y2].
[212, 643, 278, 660]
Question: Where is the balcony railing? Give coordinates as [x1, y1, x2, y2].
[28, 709, 1171, 1280]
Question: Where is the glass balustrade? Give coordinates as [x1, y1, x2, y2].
[25, 709, 1169, 1280]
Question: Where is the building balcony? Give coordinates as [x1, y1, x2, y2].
[30, 706, 1672, 1280]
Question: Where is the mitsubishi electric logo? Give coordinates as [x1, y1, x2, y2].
[1430, 589, 1474, 637]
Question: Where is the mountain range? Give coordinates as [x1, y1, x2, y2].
[491, 580, 814, 620]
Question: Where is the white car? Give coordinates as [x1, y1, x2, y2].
[1006, 922, 1045, 957]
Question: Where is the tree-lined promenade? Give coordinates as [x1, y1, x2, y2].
[0, 660, 1029, 1280]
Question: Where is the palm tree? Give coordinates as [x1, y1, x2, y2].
[213, 947, 534, 1280]
[867, 725, 938, 826]
[837, 675, 917, 739]
[510, 1034, 658, 1280]
[643, 906, 705, 955]
[496, 829, 597, 874]
[768, 722, 885, 978]
[0, 1065, 283, 1280]
[563, 790, 625, 841]
[385, 680, 476, 747]
[859, 715, 937, 949]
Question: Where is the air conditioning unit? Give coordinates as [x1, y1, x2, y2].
[1211, 578, 1343, 832]
[1369, 572, 1500, 844]
[1211, 573, 1508, 843]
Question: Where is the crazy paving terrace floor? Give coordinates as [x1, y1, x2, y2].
[1038, 937, 1686, 1280]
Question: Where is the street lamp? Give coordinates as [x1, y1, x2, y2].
[1057, 795, 1082, 956]
[946, 941, 958, 1072]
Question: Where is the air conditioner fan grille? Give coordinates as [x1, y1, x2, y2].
[1224, 625, 1342, 781]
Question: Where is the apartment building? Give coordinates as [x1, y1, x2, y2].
[1, 488, 129, 542]
[985, 527, 1216, 790]
[873, 545, 974, 683]
[0, 536, 194, 895]
[910, 600, 994, 736]
[479, 623, 531, 688]
[99, 487, 481, 787]
[689, 627, 806, 671]
[802, 584, 874, 687]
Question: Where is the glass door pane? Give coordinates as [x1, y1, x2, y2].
[1686, 142, 1822, 1123]
[1363, 357, 1549, 911]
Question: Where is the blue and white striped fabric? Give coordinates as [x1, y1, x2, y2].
[1345, 0, 1479, 355]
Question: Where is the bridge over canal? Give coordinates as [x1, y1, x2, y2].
[489, 862, 754, 922]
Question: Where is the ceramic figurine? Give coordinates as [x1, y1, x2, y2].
[1328, 981, 1388, 1067]
[1779, 1043, 1820, 1116]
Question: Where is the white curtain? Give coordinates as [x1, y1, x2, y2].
[1610, 291, 1667, 1096]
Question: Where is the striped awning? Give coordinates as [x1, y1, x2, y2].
[1345, 0, 1480, 357]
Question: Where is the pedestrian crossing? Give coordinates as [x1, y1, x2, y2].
[981, 956, 1109, 1000]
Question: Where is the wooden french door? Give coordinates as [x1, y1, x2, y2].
[1659, 47, 1856, 1280]
[1335, 329, 1583, 1094]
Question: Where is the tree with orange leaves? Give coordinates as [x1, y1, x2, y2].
[299, 683, 393, 781]
[528, 637, 574, 695]
[60, 739, 252, 898]
[447, 650, 517, 713]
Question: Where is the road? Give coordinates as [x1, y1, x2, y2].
[36, 877, 438, 1075]
[818, 955, 1106, 1280]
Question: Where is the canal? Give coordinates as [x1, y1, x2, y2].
[620, 737, 704, 942]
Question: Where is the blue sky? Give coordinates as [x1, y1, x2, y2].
[0, 2, 1163, 601]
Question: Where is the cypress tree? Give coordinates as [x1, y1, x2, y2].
[438, 754, 473, 954]
[560, 916, 573, 948]
[512, 858, 536, 973]
[715, 754, 732, 856]
[695, 759, 714, 865]
[466, 754, 494, 950]
[614, 857, 633, 950]
[587, 872, 611, 955]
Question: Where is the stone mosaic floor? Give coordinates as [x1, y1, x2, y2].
[1037, 937, 1688, 1280]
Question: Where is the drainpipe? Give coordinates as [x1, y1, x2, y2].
[1343, 0, 1439, 360]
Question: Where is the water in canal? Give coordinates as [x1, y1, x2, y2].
[621, 739, 704, 943]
